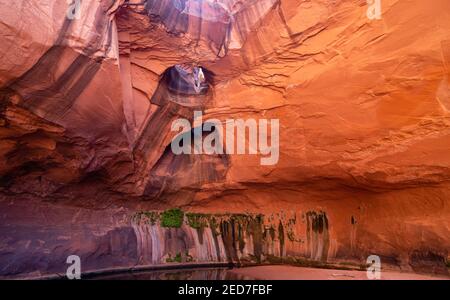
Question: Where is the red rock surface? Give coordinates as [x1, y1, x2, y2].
[0, 0, 449, 277]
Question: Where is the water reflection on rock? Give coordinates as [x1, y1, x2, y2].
[90, 267, 252, 280]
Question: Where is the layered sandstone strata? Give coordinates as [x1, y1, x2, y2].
[0, 0, 449, 277]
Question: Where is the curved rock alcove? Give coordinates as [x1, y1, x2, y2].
[0, 0, 449, 278]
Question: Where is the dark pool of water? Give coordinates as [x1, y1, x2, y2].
[89, 267, 253, 280]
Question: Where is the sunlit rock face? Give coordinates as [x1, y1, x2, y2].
[0, 0, 450, 277]
[144, 0, 278, 56]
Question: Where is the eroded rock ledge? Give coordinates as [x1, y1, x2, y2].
[1, 200, 447, 278]
[0, 0, 449, 277]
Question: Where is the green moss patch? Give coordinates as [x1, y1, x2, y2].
[166, 252, 183, 263]
[161, 208, 184, 228]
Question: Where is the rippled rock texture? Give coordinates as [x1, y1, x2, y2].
[0, 0, 450, 277]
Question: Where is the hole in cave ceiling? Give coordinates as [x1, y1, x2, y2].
[162, 64, 214, 96]
[147, 0, 233, 23]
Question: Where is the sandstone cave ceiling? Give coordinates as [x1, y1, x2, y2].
[0, 0, 450, 280]
[1, 0, 450, 206]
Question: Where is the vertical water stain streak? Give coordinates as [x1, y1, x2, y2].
[306, 211, 330, 262]
[3, 3, 116, 124]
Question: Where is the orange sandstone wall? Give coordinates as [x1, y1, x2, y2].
[0, 0, 449, 277]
